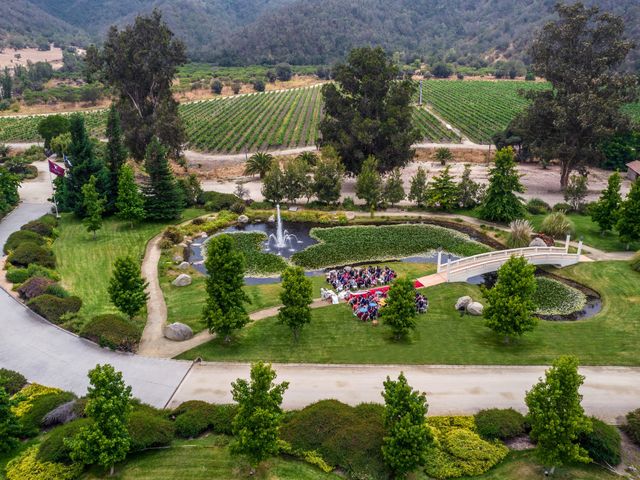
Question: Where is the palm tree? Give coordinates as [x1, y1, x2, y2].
[433, 147, 454, 165]
[244, 152, 275, 179]
[296, 151, 318, 167]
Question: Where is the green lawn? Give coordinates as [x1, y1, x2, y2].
[162, 261, 437, 333]
[529, 213, 640, 252]
[180, 261, 640, 365]
[81, 435, 339, 480]
[53, 209, 203, 321]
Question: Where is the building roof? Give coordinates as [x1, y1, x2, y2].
[627, 160, 640, 174]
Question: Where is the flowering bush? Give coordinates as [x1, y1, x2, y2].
[533, 277, 587, 316]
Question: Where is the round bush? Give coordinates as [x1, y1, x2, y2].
[128, 410, 175, 451]
[201, 191, 238, 211]
[173, 400, 216, 438]
[474, 408, 526, 440]
[28, 295, 82, 324]
[540, 211, 574, 239]
[7, 242, 56, 268]
[163, 226, 184, 245]
[552, 202, 573, 212]
[579, 418, 621, 466]
[44, 284, 70, 298]
[5, 264, 59, 284]
[230, 201, 246, 214]
[631, 252, 640, 272]
[37, 418, 91, 464]
[622, 408, 640, 446]
[209, 404, 238, 435]
[79, 314, 140, 352]
[526, 198, 551, 215]
[3, 230, 46, 254]
[0, 368, 27, 395]
[21, 218, 56, 237]
[18, 276, 55, 300]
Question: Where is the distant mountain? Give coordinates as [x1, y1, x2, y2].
[2, 0, 639, 68]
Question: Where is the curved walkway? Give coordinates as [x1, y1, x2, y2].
[1, 164, 639, 419]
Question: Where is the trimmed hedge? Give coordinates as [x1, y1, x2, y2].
[79, 314, 140, 352]
[5, 264, 59, 284]
[579, 418, 621, 466]
[475, 408, 526, 441]
[631, 252, 640, 272]
[0, 368, 27, 395]
[622, 408, 640, 446]
[27, 295, 82, 323]
[37, 418, 91, 464]
[172, 401, 238, 438]
[280, 400, 387, 480]
[525, 198, 551, 215]
[7, 242, 56, 268]
[21, 216, 56, 237]
[201, 191, 238, 211]
[18, 276, 55, 300]
[128, 410, 175, 451]
[3, 230, 46, 254]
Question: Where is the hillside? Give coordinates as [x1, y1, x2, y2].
[2, 0, 639, 67]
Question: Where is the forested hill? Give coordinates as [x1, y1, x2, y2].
[3, 0, 640, 68]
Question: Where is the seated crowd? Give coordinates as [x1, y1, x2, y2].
[326, 265, 396, 292]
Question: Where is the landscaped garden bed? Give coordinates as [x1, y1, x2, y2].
[533, 277, 588, 317]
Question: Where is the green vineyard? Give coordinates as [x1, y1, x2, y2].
[1, 81, 638, 151]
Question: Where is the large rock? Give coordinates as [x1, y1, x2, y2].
[529, 237, 547, 248]
[466, 302, 484, 316]
[455, 296, 473, 311]
[164, 322, 193, 341]
[172, 274, 192, 287]
[267, 215, 275, 223]
[173, 254, 184, 263]
[177, 261, 190, 270]
[238, 214, 249, 224]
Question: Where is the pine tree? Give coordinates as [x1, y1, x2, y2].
[108, 256, 149, 318]
[0, 387, 21, 454]
[479, 147, 526, 222]
[231, 362, 289, 470]
[457, 164, 484, 209]
[355, 156, 383, 208]
[82, 175, 105, 239]
[105, 105, 127, 214]
[67, 364, 132, 476]
[203, 234, 250, 342]
[116, 165, 145, 227]
[277, 266, 313, 341]
[383, 277, 418, 340]
[525, 356, 592, 473]
[617, 179, 640, 250]
[590, 172, 622, 234]
[483, 255, 537, 343]
[142, 138, 183, 221]
[383, 168, 405, 206]
[408, 166, 428, 207]
[381, 373, 433, 478]
[426, 165, 459, 211]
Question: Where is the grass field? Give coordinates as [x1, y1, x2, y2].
[180, 261, 640, 365]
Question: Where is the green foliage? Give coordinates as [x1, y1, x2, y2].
[433, 147, 454, 165]
[0, 369, 27, 395]
[37, 418, 91, 464]
[525, 356, 592, 467]
[474, 408, 526, 441]
[227, 232, 287, 275]
[18, 390, 76, 438]
[408, 166, 428, 207]
[617, 179, 640, 248]
[383, 168, 405, 206]
[457, 164, 484, 209]
[104, 105, 127, 214]
[320, 46, 418, 174]
[6, 264, 60, 286]
[355, 156, 383, 207]
[37, 115, 70, 149]
[0, 387, 21, 453]
[50, 133, 72, 157]
[116, 165, 146, 226]
[541, 211, 574, 238]
[590, 172, 622, 233]
[280, 400, 386, 480]
[579, 417, 621, 466]
[21, 214, 57, 237]
[80, 314, 141, 352]
[600, 131, 640, 170]
[244, 152, 274, 179]
[143, 138, 184, 221]
[0, 166, 21, 214]
[507, 219, 533, 248]
[479, 147, 525, 222]
[177, 174, 204, 207]
[526, 198, 551, 215]
[5, 446, 82, 480]
[282, 158, 311, 204]
[278, 266, 313, 341]
[18, 276, 55, 300]
[631, 251, 640, 272]
[292, 224, 489, 269]
[381, 373, 432, 477]
[67, 364, 132, 473]
[533, 277, 587, 316]
[312, 156, 344, 205]
[128, 410, 175, 452]
[262, 163, 285, 204]
[483, 255, 538, 341]
[201, 191, 239, 211]
[231, 362, 289, 466]
[426, 165, 459, 211]
[383, 277, 418, 340]
[7, 241, 56, 269]
[3, 229, 46, 255]
[203, 234, 251, 342]
[81, 175, 105, 238]
[564, 174, 589, 212]
[623, 409, 640, 446]
[27, 295, 82, 324]
[108, 256, 149, 318]
[172, 401, 238, 438]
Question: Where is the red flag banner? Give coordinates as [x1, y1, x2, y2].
[48, 159, 65, 177]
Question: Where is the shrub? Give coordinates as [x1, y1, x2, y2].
[27, 295, 82, 323]
[230, 200, 246, 214]
[552, 202, 573, 212]
[191, 217, 206, 226]
[526, 198, 551, 215]
[163, 226, 184, 245]
[21, 218, 56, 237]
[474, 408, 526, 440]
[79, 314, 140, 352]
[7, 242, 56, 268]
[209, 404, 238, 435]
[18, 276, 55, 300]
[579, 418, 621, 466]
[18, 391, 76, 437]
[280, 400, 386, 480]
[622, 408, 640, 446]
[507, 219, 533, 248]
[0, 368, 27, 395]
[540, 211, 574, 239]
[37, 418, 90, 464]
[45, 284, 70, 298]
[201, 191, 238, 211]
[342, 197, 356, 210]
[5, 264, 60, 284]
[173, 400, 215, 438]
[6, 446, 82, 480]
[3, 230, 46, 254]
[631, 252, 640, 272]
[128, 410, 175, 451]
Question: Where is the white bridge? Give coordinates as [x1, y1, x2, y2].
[434, 236, 584, 283]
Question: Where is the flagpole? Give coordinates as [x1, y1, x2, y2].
[48, 159, 60, 219]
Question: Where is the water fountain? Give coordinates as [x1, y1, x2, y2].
[266, 204, 303, 252]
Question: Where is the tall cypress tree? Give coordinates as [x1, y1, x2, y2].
[142, 138, 183, 221]
[617, 179, 640, 250]
[479, 147, 526, 223]
[590, 172, 622, 234]
[105, 105, 127, 214]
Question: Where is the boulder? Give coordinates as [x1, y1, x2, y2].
[177, 261, 190, 270]
[173, 254, 184, 263]
[529, 237, 547, 248]
[267, 215, 275, 223]
[237, 214, 249, 224]
[164, 322, 193, 341]
[172, 274, 192, 287]
[455, 296, 473, 311]
[466, 302, 484, 316]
